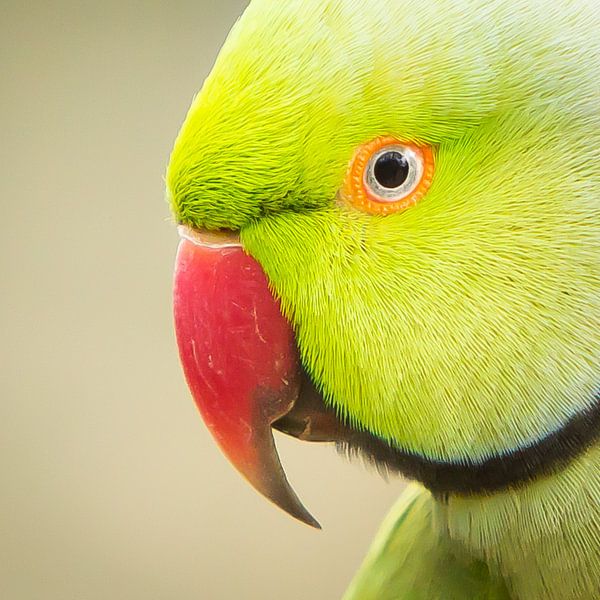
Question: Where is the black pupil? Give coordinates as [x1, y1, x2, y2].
[373, 151, 409, 189]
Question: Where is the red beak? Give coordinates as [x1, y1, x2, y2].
[173, 226, 320, 527]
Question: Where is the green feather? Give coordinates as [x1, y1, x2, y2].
[168, 0, 599, 462]
[344, 485, 511, 599]
[166, 0, 600, 597]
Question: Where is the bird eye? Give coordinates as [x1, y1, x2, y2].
[342, 136, 434, 215]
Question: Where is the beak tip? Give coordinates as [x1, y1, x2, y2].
[255, 463, 322, 529]
[289, 505, 321, 530]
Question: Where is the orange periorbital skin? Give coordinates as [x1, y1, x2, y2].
[341, 136, 435, 215]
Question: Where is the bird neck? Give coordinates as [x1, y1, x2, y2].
[436, 443, 600, 599]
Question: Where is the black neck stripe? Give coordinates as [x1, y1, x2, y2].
[338, 391, 600, 495]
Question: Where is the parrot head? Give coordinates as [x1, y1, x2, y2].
[167, 0, 600, 526]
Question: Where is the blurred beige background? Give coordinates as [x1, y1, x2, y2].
[1, 2, 404, 598]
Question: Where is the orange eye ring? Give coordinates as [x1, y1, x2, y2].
[341, 136, 435, 215]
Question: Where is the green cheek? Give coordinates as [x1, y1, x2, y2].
[242, 142, 600, 464]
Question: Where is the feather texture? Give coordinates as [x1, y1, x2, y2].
[167, 0, 600, 596]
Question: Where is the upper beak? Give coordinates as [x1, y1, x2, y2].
[173, 226, 347, 528]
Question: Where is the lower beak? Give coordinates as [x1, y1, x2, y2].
[173, 227, 343, 528]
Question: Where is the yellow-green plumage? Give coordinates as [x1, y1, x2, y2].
[345, 485, 512, 599]
[348, 445, 600, 598]
[167, 0, 600, 597]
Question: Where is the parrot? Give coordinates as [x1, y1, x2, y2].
[166, 0, 600, 598]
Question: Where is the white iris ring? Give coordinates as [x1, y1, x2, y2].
[364, 145, 424, 202]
